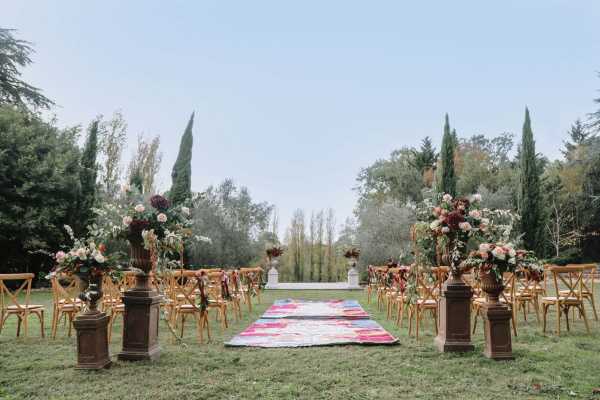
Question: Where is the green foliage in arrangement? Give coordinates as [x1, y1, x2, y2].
[170, 112, 194, 205]
[518, 108, 543, 253]
[0, 106, 81, 276]
[439, 114, 457, 197]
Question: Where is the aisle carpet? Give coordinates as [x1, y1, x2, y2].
[225, 299, 398, 348]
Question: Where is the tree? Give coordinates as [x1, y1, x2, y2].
[0, 28, 53, 110]
[582, 152, 600, 259]
[78, 119, 99, 234]
[562, 119, 592, 161]
[170, 112, 194, 204]
[0, 106, 80, 277]
[518, 108, 542, 251]
[325, 208, 336, 282]
[128, 134, 162, 194]
[439, 114, 457, 196]
[589, 72, 600, 133]
[412, 136, 437, 174]
[98, 111, 127, 196]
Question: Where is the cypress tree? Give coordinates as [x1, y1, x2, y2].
[439, 113, 457, 196]
[518, 108, 542, 251]
[170, 112, 194, 204]
[79, 120, 99, 233]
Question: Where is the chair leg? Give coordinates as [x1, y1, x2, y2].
[580, 304, 591, 333]
[589, 296, 598, 321]
[564, 307, 571, 332]
[67, 313, 73, 338]
[511, 307, 517, 337]
[16, 315, 22, 337]
[51, 309, 58, 339]
[533, 297, 540, 324]
[180, 314, 186, 339]
[0, 312, 8, 334]
[415, 307, 420, 341]
[555, 304, 561, 336]
[38, 310, 45, 338]
[472, 306, 479, 334]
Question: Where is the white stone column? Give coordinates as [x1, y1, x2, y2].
[346, 257, 360, 289]
[266, 258, 279, 289]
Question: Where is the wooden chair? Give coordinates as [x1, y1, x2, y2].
[239, 267, 263, 313]
[50, 275, 82, 339]
[408, 268, 442, 340]
[513, 269, 540, 324]
[226, 270, 243, 321]
[169, 271, 210, 343]
[472, 272, 518, 336]
[564, 264, 598, 321]
[205, 271, 229, 330]
[385, 268, 402, 320]
[542, 266, 591, 335]
[0, 273, 45, 338]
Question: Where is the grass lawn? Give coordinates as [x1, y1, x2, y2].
[1, 288, 599, 400]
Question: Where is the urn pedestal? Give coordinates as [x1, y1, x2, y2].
[118, 243, 161, 362]
[434, 272, 474, 352]
[480, 272, 514, 360]
[73, 278, 111, 370]
[74, 311, 111, 370]
[266, 258, 280, 289]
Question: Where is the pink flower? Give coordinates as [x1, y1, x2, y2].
[492, 246, 506, 260]
[468, 210, 481, 219]
[134, 204, 145, 213]
[55, 251, 66, 263]
[441, 227, 450, 234]
[458, 222, 472, 232]
[479, 251, 489, 260]
[157, 213, 168, 223]
[122, 216, 133, 226]
[442, 194, 453, 203]
[433, 207, 442, 216]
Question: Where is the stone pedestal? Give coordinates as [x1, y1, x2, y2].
[481, 302, 514, 360]
[347, 267, 360, 289]
[266, 267, 279, 289]
[73, 311, 111, 370]
[434, 274, 474, 352]
[118, 285, 161, 362]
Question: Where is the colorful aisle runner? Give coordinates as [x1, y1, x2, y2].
[225, 299, 398, 348]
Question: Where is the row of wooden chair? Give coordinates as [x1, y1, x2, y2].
[0, 267, 264, 341]
[366, 263, 598, 339]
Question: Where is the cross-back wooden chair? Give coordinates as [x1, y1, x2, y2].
[103, 275, 126, 342]
[564, 264, 597, 321]
[168, 270, 210, 343]
[0, 273, 45, 338]
[542, 265, 591, 335]
[385, 267, 403, 320]
[513, 268, 540, 324]
[472, 272, 518, 336]
[205, 271, 229, 330]
[389, 266, 411, 327]
[239, 267, 263, 313]
[226, 270, 243, 321]
[50, 275, 82, 339]
[408, 267, 442, 340]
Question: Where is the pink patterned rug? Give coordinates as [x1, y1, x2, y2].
[226, 299, 398, 348]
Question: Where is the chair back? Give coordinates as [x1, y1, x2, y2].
[50, 275, 80, 308]
[0, 273, 35, 314]
[567, 263, 596, 297]
[239, 267, 262, 291]
[548, 266, 585, 301]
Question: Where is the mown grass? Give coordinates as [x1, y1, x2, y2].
[1, 288, 599, 400]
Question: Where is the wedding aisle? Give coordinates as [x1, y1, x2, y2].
[225, 299, 398, 348]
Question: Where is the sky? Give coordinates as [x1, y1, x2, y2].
[4, 1, 600, 235]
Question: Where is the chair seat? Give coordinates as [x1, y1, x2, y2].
[112, 304, 125, 311]
[542, 296, 579, 303]
[416, 299, 436, 306]
[7, 304, 44, 311]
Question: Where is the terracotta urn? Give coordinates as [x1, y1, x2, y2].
[479, 270, 504, 303]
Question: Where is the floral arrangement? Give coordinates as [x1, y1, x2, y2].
[50, 225, 118, 280]
[266, 245, 284, 260]
[343, 247, 361, 259]
[427, 193, 483, 239]
[464, 243, 543, 281]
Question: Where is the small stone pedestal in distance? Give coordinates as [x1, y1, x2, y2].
[347, 267, 360, 289]
[481, 302, 514, 360]
[267, 267, 279, 289]
[434, 273, 474, 353]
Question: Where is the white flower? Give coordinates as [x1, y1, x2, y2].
[479, 243, 491, 252]
[195, 235, 212, 244]
[429, 220, 440, 230]
[442, 194, 453, 203]
[181, 206, 190, 216]
[93, 251, 105, 263]
[481, 218, 490, 225]
[508, 257, 516, 265]
[55, 251, 66, 263]
[121, 183, 131, 193]
[157, 213, 168, 223]
[458, 222, 472, 231]
[468, 210, 481, 219]
[441, 227, 450, 234]
[76, 248, 87, 260]
[122, 216, 133, 226]
[508, 248, 516, 258]
[134, 204, 145, 213]
[471, 193, 482, 202]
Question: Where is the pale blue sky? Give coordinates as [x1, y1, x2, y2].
[4, 1, 600, 232]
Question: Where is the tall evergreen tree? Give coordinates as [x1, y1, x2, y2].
[79, 120, 99, 234]
[170, 112, 194, 204]
[518, 108, 542, 251]
[412, 136, 437, 173]
[439, 113, 457, 196]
